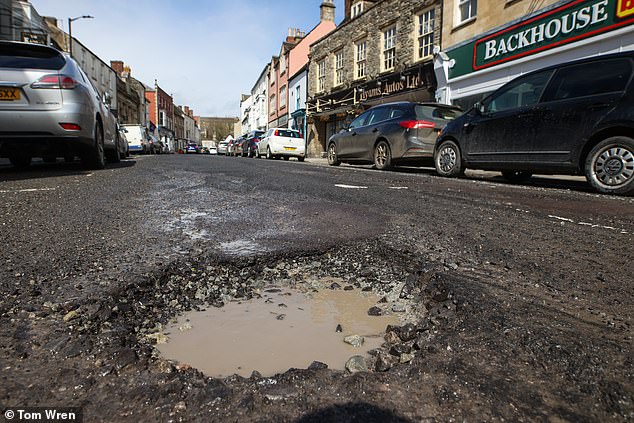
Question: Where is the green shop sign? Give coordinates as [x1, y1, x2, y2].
[448, 0, 634, 79]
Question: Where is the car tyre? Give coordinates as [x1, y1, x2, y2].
[435, 140, 464, 177]
[327, 142, 340, 166]
[9, 155, 31, 169]
[298, 156, 305, 162]
[266, 147, 273, 160]
[82, 122, 106, 170]
[283, 156, 290, 161]
[374, 140, 392, 171]
[501, 170, 532, 183]
[585, 136, 634, 195]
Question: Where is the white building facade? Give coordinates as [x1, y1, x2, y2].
[250, 64, 270, 131]
[288, 67, 307, 137]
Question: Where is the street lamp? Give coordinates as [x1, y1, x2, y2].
[68, 15, 94, 57]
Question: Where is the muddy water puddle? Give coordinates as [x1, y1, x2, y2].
[157, 286, 399, 378]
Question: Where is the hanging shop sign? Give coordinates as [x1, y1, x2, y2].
[448, 0, 634, 79]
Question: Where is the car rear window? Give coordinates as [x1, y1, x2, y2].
[276, 129, 301, 138]
[543, 58, 633, 101]
[416, 105, 461, 121]
[0, 44, 65, 70]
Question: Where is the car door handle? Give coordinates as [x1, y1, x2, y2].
[589, 103, 612, 110]
[351, 132, 357, 136]
[372, 128, 379, 133]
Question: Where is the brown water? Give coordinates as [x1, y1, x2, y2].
[157, 286, 399, 377]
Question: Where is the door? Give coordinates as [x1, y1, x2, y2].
[338, 110, 369, 158]
[463, 70, 553, 165]
[534, 58, 633, 166]
[352, 106, 391, 160]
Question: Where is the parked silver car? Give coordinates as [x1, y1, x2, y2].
[0, 41, 120, 169]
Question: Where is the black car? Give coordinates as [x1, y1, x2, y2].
[327, 102, 461, 170]
[435, 52, 634, 195]
[242, 130, 265, 158]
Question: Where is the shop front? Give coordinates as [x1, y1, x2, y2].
[306, 63, 436, 156]
[435, 0, 634, 110]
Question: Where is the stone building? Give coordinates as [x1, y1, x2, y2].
[0, 0, 50, 44]
[198, 117, 239, 141]
[306, 0, 441, 156]
[435, 0, 634, 109]
[174, 106, 185, 149]
[110, 61, 145, 125]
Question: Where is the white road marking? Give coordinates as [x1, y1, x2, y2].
[548, 214, 629, 234]
[0, 187, 56, 193]
[389, 187, 409, 190]
[335, 184, 368, 189]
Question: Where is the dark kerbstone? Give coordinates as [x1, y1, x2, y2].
[367, 306, 382, 316]
[308, 361, 329, 370]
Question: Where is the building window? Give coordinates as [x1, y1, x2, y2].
[296, 85, 301, 109]
[270, 95, 276, 115]
[159, 111, 165, 126]
[334, 49, 344, 86]
[382, 26, 396, 71]
[355, 40, 366, 79]
[279, 85, 286, 108]
[417, 9, 435, 60]
[318, 59, 326, 92]
[351, 1, 364, 18]
[457, 0, 477, 24]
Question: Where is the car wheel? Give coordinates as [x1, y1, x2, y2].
[283, 156, 290, 161]
[501, 170, 532, 183]
[585, 136, 634, 195]
[435, 140, 464, 177]
[9, 155, 31, 169]
[267, 147, 273, 159]
[327, 143, 340, 166]
[298, 156, 305, 162]
[81, 122, 106, 170]
[374, 140, 392, 170]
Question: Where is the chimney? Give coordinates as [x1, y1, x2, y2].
[184, 106, 190, 115]
[110, 60, 124, 76]
[320, 0, 335, 23]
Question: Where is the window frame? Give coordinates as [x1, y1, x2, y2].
[416, 8, 435, 61]
[334, 49, 344, 87]
[382, 25, 397, 72]
[317, 59, 326, 93]
[355, 40, 367, 80]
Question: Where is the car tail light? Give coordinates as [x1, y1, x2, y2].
[32, 74, 79, 90]
[399, 120, 435, 129]
[274, 130, 279, 136]
[59, 123, 81, 131]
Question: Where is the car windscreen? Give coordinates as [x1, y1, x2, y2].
[276, 129, 301, 138]
[415, 105, 461, 122]
[0, 44, 65, 70]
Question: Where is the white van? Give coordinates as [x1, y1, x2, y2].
[121, 125, 148, 154]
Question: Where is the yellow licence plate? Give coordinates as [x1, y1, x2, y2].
[284, 147, 297, 151]
[0, 87, 20, 101]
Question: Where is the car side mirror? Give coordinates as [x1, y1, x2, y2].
[473, 102, 485, 115]
[103, 92, 112, 106]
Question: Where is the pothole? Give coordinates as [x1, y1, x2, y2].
[156, 281, 400, 377]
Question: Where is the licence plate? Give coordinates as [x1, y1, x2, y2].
[0, 87, 20, 101]
[284, 147, 297, 151]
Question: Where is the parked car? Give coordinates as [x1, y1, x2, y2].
[258, 128, 305, 161]
[233, 136, 247, 157]
[218, 141, 229, 155]
[0, 41, 120, 169]
[200, 146, 210, 154]
[148, 134, 161, 154]
[186, 142, 199, 154]
[209, 146, 218, 155]
[243, 130, 264, 158]
[121, 124, 148, 154]
[326, 102, 461, 170]
[435, 52, 634, 195]
[117, 125, 129, 159]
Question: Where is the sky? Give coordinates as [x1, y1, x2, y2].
[31, 0, 345, 117]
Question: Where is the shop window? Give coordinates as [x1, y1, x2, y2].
[334, 49, 344, 86]
[457, 0, 477, 25]
[417, 9, 435, 60]
[355, 40, 367, 79]
[382, 26, 396, 72]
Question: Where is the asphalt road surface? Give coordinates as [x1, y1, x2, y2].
[0, 154, 632, 422]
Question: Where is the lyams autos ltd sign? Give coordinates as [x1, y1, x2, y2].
[448, 0, 634, 78]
